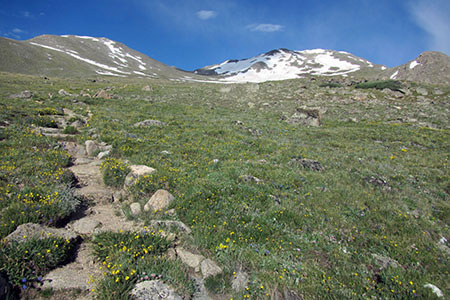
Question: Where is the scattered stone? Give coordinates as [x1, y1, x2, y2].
[212, 159, 219, 163]
[233, 120, 244, 126]
[364, 176, 391, 190]
[272, 289, 304, 300]
[176, 248, 204, 271]
[58, 89, 73, 97]
[433, 89, 444, 95]
[232, 271, 249, 292]
[5, 223, 78, 243]
[161, 150, 170, 155]
[124, 165, 157, 187]
[423, 283, 444, 298]
[71, 120, 85, 129]
[133, 119, 167, 127]
[144, 189, 174, 212]
[201, 259, 222, 279]
[167, 248, 177, 260]
[292, 158, 323, 171]
[97, 150, 110, 160]
[131, 280, 182, 300]
[287, 107, 321, 127]
[416, 87, 428, 96]
[113, 190, 128, 202]
[149, 220, 192, 234]
[130, 202, 142, 216]
[141, 85, 153, 92]
[371, 253, 399, 269]
[71, 219, 102, 235]
[94, 89, 111, 99]
[240, 175, 263, 184]
[9, 90, 33, 99]
[85, 140, 99, 157]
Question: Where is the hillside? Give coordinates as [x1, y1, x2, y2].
[0, 35, 195, 79]
[381, 51, 450, 85]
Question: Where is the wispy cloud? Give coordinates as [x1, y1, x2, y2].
[12, 28, 26, 34]
[21, 11, 33, 18]
[409, 0, 450, 54]
[196, 10, 217, 20]
[247, 24, 284, 33]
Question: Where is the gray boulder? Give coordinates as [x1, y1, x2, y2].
[287, 107, 321, 127]
[5, 223, 78, 243]
[201, 259, 222, 279]
[176, 248, 204, 272]
[124, 165, 157, 187]
[131, 280, 182, 300]
[85, 140, 99, 157]
[134, 119, 167, 127]
[232, 271, 249, 292]
[130, 202, 142, 216]
[144, 190, 174, 212]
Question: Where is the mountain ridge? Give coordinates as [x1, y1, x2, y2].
[1, 34, 449, 84]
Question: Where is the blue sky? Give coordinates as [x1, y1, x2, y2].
[0, 0, 449, 70]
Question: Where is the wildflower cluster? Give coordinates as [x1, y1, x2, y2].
[100, 158, 130, 187]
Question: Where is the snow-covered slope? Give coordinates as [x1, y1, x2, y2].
[0, 35, 191, 79]
[196, 48, 385, 83]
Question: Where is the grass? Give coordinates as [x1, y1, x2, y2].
[0, 72, 448, 299]
[355, 80, 402, 91]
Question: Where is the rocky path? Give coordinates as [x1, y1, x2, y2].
[36, 110, 142, 298]
[30, 109, 223, 299]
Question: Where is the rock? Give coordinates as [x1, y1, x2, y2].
[433, 89, 444, 95]
[247, 102, 255, 108]
[130, 202, 142, 216]
[292, 158, 323, 171]
[161, 150, 170, 155]
[94, 89, 111, 99]
[144, 190, 175, 212]
[149, 220, 192, 234]
[58, 89, 73, 96]
[167, 248, 177, 260]
[131, 280, 182, 300]
[85, 140, 99, 157]
[124, 165, 157, 187]
[287, 107, 321, 127]
[113, 190, 128, 202]
[416, 87, 428, 96]
[364, 176, 391, 190]
[134, 119, 167, 127]
[97, 150, 110, 160]
[141, 85, 153, 92]
[201, 259, 222, 279]
[5, 223, 78, 243]
[240, 175, 263, 184]
[0, 272, 11, 299]
[176, 248, 204, 271]
[232, 271, 249, 292]
[423, 283, 444, 298]
[371, 253, 399, 269]
[273, 289, 304, 300]
[71, 120, 85, 129]
[71, 219, 102, 235]
[9, 90, 33, 99]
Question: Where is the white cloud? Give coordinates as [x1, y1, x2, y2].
[247, 24, 284, 32]
[12, 28, 25, 34]
[196, 10, 217, 20]
[22, 11, 32, 18]
[409, 0, 450, 54]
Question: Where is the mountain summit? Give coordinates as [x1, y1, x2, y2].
[195, 48, 386, 83]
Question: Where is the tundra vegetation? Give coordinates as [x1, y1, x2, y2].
[0, 72, 448, 299]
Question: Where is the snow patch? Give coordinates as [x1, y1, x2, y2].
[138, 64, 146, 70]
[96, 70, 126, 77]
[381, 66, 387, 70]
[409, 60, 420, 69]
[390, 70, 399, 79]
[29, 42, 131, 75]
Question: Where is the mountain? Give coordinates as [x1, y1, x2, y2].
[381, 51, 450, 85]
[0, 35, 192, 79]
[195, 48, 386, 83]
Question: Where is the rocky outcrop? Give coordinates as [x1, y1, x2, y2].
[131, 280, 182, 300]
[134, 119, 167, 127]
[124, 165, 157, 187]
[287, 107, 321, 127]
[4, 223, 78, 243]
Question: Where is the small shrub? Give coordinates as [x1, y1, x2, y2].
[319, 82, 342, 88]
[100, 158, 130, 187]
[63, 126, 78, 134]
[31, 116, 58, 128]
[0, 237, 74, 288]
[355, 80, 402, 91]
